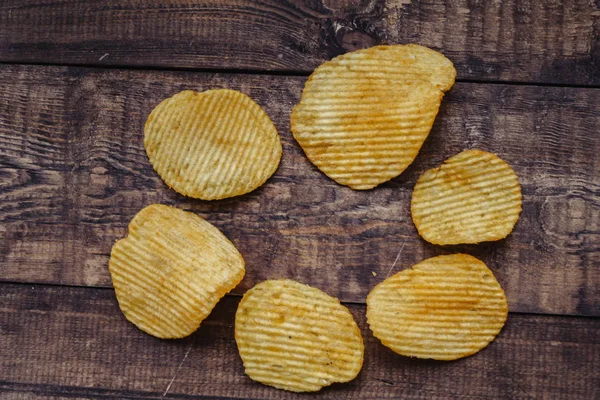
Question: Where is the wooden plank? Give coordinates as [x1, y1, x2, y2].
[0, 0, 598, 86]
[1, 283, 599, 400]
[1, 64, 598, 316]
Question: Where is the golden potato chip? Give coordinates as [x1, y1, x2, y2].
[109, 204, 245, 338]
[291, 44, 456, 190]
[367, 254, 508, 360]
[411, 149, 522, 245]
[235, 279, 364, 392]
[144, 89, 282, 200]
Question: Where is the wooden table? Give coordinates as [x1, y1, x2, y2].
[1, 1, 598, 399]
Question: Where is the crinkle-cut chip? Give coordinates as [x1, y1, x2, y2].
[291, 44, 456, 190]
[235, 279, 364, 392]
[411, 149, 522, 245]
[144, 89, 282, 200]
[109, 204, 245, 339]
[367, 254, 508, 361]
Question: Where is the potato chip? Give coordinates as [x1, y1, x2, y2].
[291, 44, 456, 189]
[144, 89, 282, 200]
[109, 204, 245, 338]
[235, 279, 364, 392]
[367, 254, 508, 360]
[411, 149, 522, 245]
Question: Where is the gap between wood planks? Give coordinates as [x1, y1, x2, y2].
[0, 60, 598, 89]
[0, 382, 233, 400]
[0, 280, 595, 319]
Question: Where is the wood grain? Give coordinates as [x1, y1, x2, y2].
[1, 283, 599, 400]
[0, 64, 598, 316]
[0, 0, 598, 85]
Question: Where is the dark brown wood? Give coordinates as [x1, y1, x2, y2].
[1, 283, 599, 400]
[0, 64, 598, 316]
[0, 0, 598, 86]
[0, 390, 114, 400]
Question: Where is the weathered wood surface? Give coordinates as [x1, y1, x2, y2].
[0, 391, 105, 400]
[0, 0, 598, 86]
[1, 64, 598, 316]
[1, 283, 599, 400]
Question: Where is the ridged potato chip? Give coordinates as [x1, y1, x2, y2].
[235, 279, 364, 392]
[291, 44, 456, 190]
[109, 204, 245, 338]
[144, 89, 282, 200]
[411, 149, 522, 245]
[367, 254, 508, 360]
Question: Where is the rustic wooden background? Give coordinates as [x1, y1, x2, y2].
[1, 1, 599, 399]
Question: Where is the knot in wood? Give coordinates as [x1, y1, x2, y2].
[341, 30, 378, 52]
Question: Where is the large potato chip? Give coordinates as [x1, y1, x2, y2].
[411, 149, 522, 245]
[144, 89, 282, 200]
[291, 44, 456, 189]
[367, 254, 508, 360]
[235, 279, 364, 392]
[109, 204, 245, 338]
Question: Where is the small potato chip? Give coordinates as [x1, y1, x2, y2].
[291, 44, 456, 190]
[367, 254, 508, 360]
[235, 279, 364, 392]
[411, 149, 522, 245]
[144, 89, 282, 200]
[109, 204, 245, 338]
